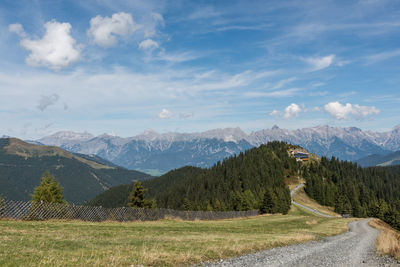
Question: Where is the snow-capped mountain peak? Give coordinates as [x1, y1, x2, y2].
[35, 125, 400, 173]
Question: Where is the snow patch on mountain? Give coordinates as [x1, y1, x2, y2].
[36, 125, 400, 172]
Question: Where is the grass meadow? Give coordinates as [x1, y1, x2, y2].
[0, 205, 354, 266]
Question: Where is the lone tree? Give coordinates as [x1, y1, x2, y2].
[128, 181, 154, 208]
[31, 171, 66, 204]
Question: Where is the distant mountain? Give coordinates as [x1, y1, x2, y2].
[0, 138, 152, 204]
[356, 150, 400, 167]
[36, 125, 400, 173]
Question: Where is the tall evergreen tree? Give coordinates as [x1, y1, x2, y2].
[31, 171, 65, 204]
[260, 189, 276, 214]
[128, 181, 146, 208]
[128, 181, 155, 208]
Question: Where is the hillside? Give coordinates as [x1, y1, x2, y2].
[90, 142, 301, 213]
[303, 157, 400, 230]
[356, 150, 400, 167]
[0, 138, 152, 204]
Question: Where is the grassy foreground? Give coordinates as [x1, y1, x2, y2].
[0, 206, 354, 267]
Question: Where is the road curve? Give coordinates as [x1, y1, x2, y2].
[200, 219, 398, 266]
[199, 184, 398, 266]
[290, 183, 336, 218]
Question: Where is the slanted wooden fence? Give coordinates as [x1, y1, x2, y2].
[0, 200, 258, 222]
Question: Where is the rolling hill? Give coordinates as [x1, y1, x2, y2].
[89, 141, 299, 213]
[356, 150, 400, 167]
[0, 138, 152, 204]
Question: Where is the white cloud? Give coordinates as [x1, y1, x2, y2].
[87, 12, 139, 47]
[244, 88, 300, 98]
[37, 94, 60, 111]
[271, 77, 296, 90]
[303, 54, 335, 71]
[313, 107, 321, 112]
[8, 23, 26, 38]
[151, 12, 165, 25]
[139, 39, 159, 50]
[324, 101, 380, 120]
[179, 112, 194, 119]
[159, 108, 173, 119]
[364, 50, 400, 65]
[270, 110, 281, 116]
[156, 51, 199, 63]
[336, 60, 351, 67]
[188, 6, 220, 20]
[143, 12, 165, 38]
[283, 103, 302, 119]
[12, 21, 81, 71]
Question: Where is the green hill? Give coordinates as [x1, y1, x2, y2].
[89, 142, 300, 213]
[303, 157, 400, 230]
[0, 138, 152, 204]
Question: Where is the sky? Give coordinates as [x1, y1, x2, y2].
[1, 0, 400, 139]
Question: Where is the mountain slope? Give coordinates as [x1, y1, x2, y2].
[356, 151, 400, 167]
[0, 138, 152, 204]
[37, 125, 400, 173]
[303, 157, 400, 230]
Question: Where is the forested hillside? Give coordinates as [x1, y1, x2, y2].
[0, 138, 152, 204]
[304, 157, 400, 230]
[90, 142, 300, 214]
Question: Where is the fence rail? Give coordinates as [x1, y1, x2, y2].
[0, 200, 258, 222]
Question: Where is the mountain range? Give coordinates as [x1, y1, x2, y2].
[34, 125, 400, 174]
[0, 138, 152, 204]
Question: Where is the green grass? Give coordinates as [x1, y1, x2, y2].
[0, 206, 355, 267]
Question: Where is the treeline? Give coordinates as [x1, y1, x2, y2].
[90, 142, 299, 214]
[304, 157, 400, 230]
[142, 141, 299, 214]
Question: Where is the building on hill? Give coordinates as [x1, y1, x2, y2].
[290, 150, 309, 162]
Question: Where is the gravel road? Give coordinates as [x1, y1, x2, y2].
[290, 183, 337, 218]
[199, 184, 399, 266]
[200, 219, 398, 267]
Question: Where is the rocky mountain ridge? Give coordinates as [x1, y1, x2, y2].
[35, 125, 400, 173]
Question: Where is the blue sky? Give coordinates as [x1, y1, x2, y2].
[1, 0, 400, 139]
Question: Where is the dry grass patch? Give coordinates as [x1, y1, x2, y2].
[306, 219, 318, 225]
[369, 219, 400, 260]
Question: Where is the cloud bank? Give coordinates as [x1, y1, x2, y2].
[324, 101, 380, 120]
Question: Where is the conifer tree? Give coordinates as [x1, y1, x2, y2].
[182, 197, 191, 211]
[128, 181, 146, 208]
[128, 181, 155, 208]
[31, 171, 66, 204]
[260, 189, 275, 214]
